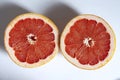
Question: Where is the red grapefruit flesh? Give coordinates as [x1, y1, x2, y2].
[60, 14, 116, 70]
[4, 13, 58, 68]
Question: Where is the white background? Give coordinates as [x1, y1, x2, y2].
[0, 0, 120, 80]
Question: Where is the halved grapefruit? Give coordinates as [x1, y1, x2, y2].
[4, 13, 58, 68]
[60, 14, 116, 70]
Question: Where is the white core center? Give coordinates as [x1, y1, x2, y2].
[27, 33, 37, 45]
[83, 37, 95, 47]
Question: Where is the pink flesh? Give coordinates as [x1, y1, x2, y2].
[65, 19, 110, 65]
[9, 18, 55, 64]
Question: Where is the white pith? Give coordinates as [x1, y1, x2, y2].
[4, 13, 59, 68]
[83, 37, 95, 47]
[60, 14, 116, 70]
[27, 33, 37, 45]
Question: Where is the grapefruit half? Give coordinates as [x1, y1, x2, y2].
[4, 13, 58, 68]
[60, 14, 116, 70]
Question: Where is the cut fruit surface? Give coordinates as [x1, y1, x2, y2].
[4, 13, 58, 68]
[60, 14, 116, 70]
